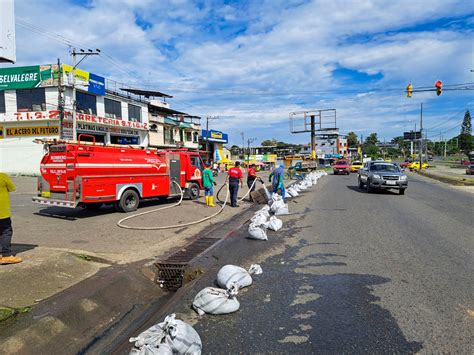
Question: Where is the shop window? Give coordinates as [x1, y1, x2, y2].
[76, 91, 97, 115]
[185, 131, 192, 142]
[0, 91, 5, 113]
[104, 98, 122, 119]
[111, 135, 139, 145]
[78, 133, 105, 143]
[16, 88, 46, 112]
[128, 104, 141, 122]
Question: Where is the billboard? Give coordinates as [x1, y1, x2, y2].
[201, 129, 228, 143]
[62, 64, 105, 96]
[403, 131, 421, 140]
[0, 64, 105, 95]
[0, 0, 16, 63]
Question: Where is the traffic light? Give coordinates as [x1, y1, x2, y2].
[435, 80, 442, 96]
[406, 83, 413, 98]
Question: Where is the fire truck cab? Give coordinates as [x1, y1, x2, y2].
[32, 137, 204, 212]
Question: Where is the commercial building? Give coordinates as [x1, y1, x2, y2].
[313, 129, 348, 159]
[0, 64, 203, 175]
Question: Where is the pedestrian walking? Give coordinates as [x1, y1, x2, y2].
[0, 173, 22, 265]
[269, 164, 286, 202]
[227, 161, 243, 207]
[202, 162, 217, 207]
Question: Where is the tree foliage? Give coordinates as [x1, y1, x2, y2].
[261, 139, 278, 146]
[365, 133, 378, 145]
[459, 110, 473, 156]
[346, 132, 359, 148]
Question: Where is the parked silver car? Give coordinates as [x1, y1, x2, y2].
[358, 161, 408, 195]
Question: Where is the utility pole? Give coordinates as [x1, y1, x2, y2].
[247, 138, 256, 165]
[419, 103, 423, 170]
[70, 48, 100, 142]
[205, 115, 218, 161]
[57, 58, 65, 139]
[443, 136, 447, 159]
[240, 132, 245, 161]
[310, 114, 316, 160]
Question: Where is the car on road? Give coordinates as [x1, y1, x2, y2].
[358, 161, 408, 195]
[408, 161, 429, 170]
[333, 160, 350, 175]
[350, 161, 363, 173]
[466, 164, 474, 175]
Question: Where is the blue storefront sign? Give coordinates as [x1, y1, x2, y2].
[88, 73, 105, 96]
[201, 129, 228, 143]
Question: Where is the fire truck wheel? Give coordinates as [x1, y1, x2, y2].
[118, 189, 140, 212]
[185, 183, 200, 200]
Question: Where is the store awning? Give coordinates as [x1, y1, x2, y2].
[179, 122, 192, 129]
[164, 118, 178, 126]
[149, 105, 188, 116]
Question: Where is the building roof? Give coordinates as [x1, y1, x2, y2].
[120, 88, 173, 98]
[149, 105, 188, 116]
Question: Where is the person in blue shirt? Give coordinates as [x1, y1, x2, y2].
[269, 164, 286, 202]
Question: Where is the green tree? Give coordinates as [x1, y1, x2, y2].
[261, 139, 277, 146]
[459, 110, 473, 156]
[364, 144, 379, 159]
[365, 133, 378, 145]
[346, 132, 359, 148]
[230, 145, 241, 155]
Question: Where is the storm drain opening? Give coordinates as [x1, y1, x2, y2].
[155, 237, 222, 291]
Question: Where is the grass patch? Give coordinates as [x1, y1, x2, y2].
[0, 306, 32, 322]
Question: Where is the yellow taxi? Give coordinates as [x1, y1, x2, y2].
[408, 161, 429, 170]
[350, 161, 364, 172]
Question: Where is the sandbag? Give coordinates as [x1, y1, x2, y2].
[193, 284, 240, 315]
[248, 222, 268, 240]
[286, 188, 298, 197]
[129, 314, 202, 355]
[267, 216, 283, 231]
[250, 212, 268, 225]
[216, 264, 263, 289]
[274, 203, 290, 216]
[270, 199, 285, 213]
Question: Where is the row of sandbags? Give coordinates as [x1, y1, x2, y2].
[192, 263, 263, 316]
[129, 263, 263, 355]
[287, 170, 327, 197]
[248, 202, 285, 241]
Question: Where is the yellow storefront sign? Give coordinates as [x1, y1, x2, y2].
[6, 126, 59, 137]
[210, 131, 223, 139]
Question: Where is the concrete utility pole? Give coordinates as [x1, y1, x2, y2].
[70, 48, 100, 142]
[310, 114, 316, 159]
[57, 58, 65, 139]
[205, 115, 218, 160]
[247, 138, 256, 165]
[419, 103, 423, 170]
[240, 132, 245, 161]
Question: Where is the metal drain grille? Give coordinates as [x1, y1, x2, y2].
[155, 237, 220, 291]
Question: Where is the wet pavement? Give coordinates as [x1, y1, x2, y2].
[141, 172, 473, 354]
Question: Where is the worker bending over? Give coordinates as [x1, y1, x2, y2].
[228, 161, 243, 207]
[269, 164, 286, 202]
[247, 163, 261, 201]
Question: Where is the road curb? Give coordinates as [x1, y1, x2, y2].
[413, 169, 474, 186]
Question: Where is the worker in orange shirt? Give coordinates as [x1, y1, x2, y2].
[247, 163, 261, 201]
[227, 161, 243, 207]
[0, 173, 22, 265]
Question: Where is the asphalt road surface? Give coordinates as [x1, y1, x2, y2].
[161, 172, 473, 354]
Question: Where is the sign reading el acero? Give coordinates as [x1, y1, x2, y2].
[12, 110, 148, 130]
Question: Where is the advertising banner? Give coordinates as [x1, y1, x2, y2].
[5, 125, 59, 137]
[0, 66, 41, 90]
[0, 0, 16, 63]
[62, 64, 105, 96]
[201, 129, 228, 143]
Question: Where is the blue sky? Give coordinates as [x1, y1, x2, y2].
[7, 0, 474, 146]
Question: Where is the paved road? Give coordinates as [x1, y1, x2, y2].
[161, 172, 473, 354]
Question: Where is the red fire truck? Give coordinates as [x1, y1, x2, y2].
[32, 136, 204, 212]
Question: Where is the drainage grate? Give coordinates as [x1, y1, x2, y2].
[155, 237, 221, 291]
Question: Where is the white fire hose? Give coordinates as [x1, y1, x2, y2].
[117, 181, 230, 230]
